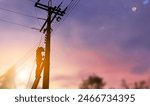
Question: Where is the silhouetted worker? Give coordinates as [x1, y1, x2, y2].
[36, 47, 44, 78]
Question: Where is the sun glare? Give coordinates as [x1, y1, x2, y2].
[17, 68, 29, 81]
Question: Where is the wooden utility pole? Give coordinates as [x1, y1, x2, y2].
[32, 0, 67, 89]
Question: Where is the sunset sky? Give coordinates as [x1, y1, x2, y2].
[0, 0, 150, 88]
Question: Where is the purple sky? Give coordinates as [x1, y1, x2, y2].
[0, 0, 150, 88]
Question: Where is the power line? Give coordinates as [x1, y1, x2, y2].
[5, 36, 44, 75]
[0, 7, 38, 19]
[0, 0, 80, 32]
[0, 18, 35, 29]
[53, 0, 80, 33]
[67, 0, 80, 16]
[34, 7, 41, 27]
[26, 59, 36, 89]
[26, 0, 36, 3]
[64, 0, 80, 20]
[54, 0, 80, 28]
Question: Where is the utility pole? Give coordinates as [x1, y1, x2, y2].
[32, 0, 67, 89]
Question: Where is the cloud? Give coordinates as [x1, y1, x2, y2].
[51, 19, 150, 88]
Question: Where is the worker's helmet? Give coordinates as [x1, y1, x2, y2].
[37, 47, 44, 52]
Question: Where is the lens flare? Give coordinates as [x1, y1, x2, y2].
[143, 0, 149, 5]
[132, 7, 137, 12]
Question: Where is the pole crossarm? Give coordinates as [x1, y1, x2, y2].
[35, 2, 49, 11]
[35, 2, 67, 33]
[35, 2, 66, 15]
